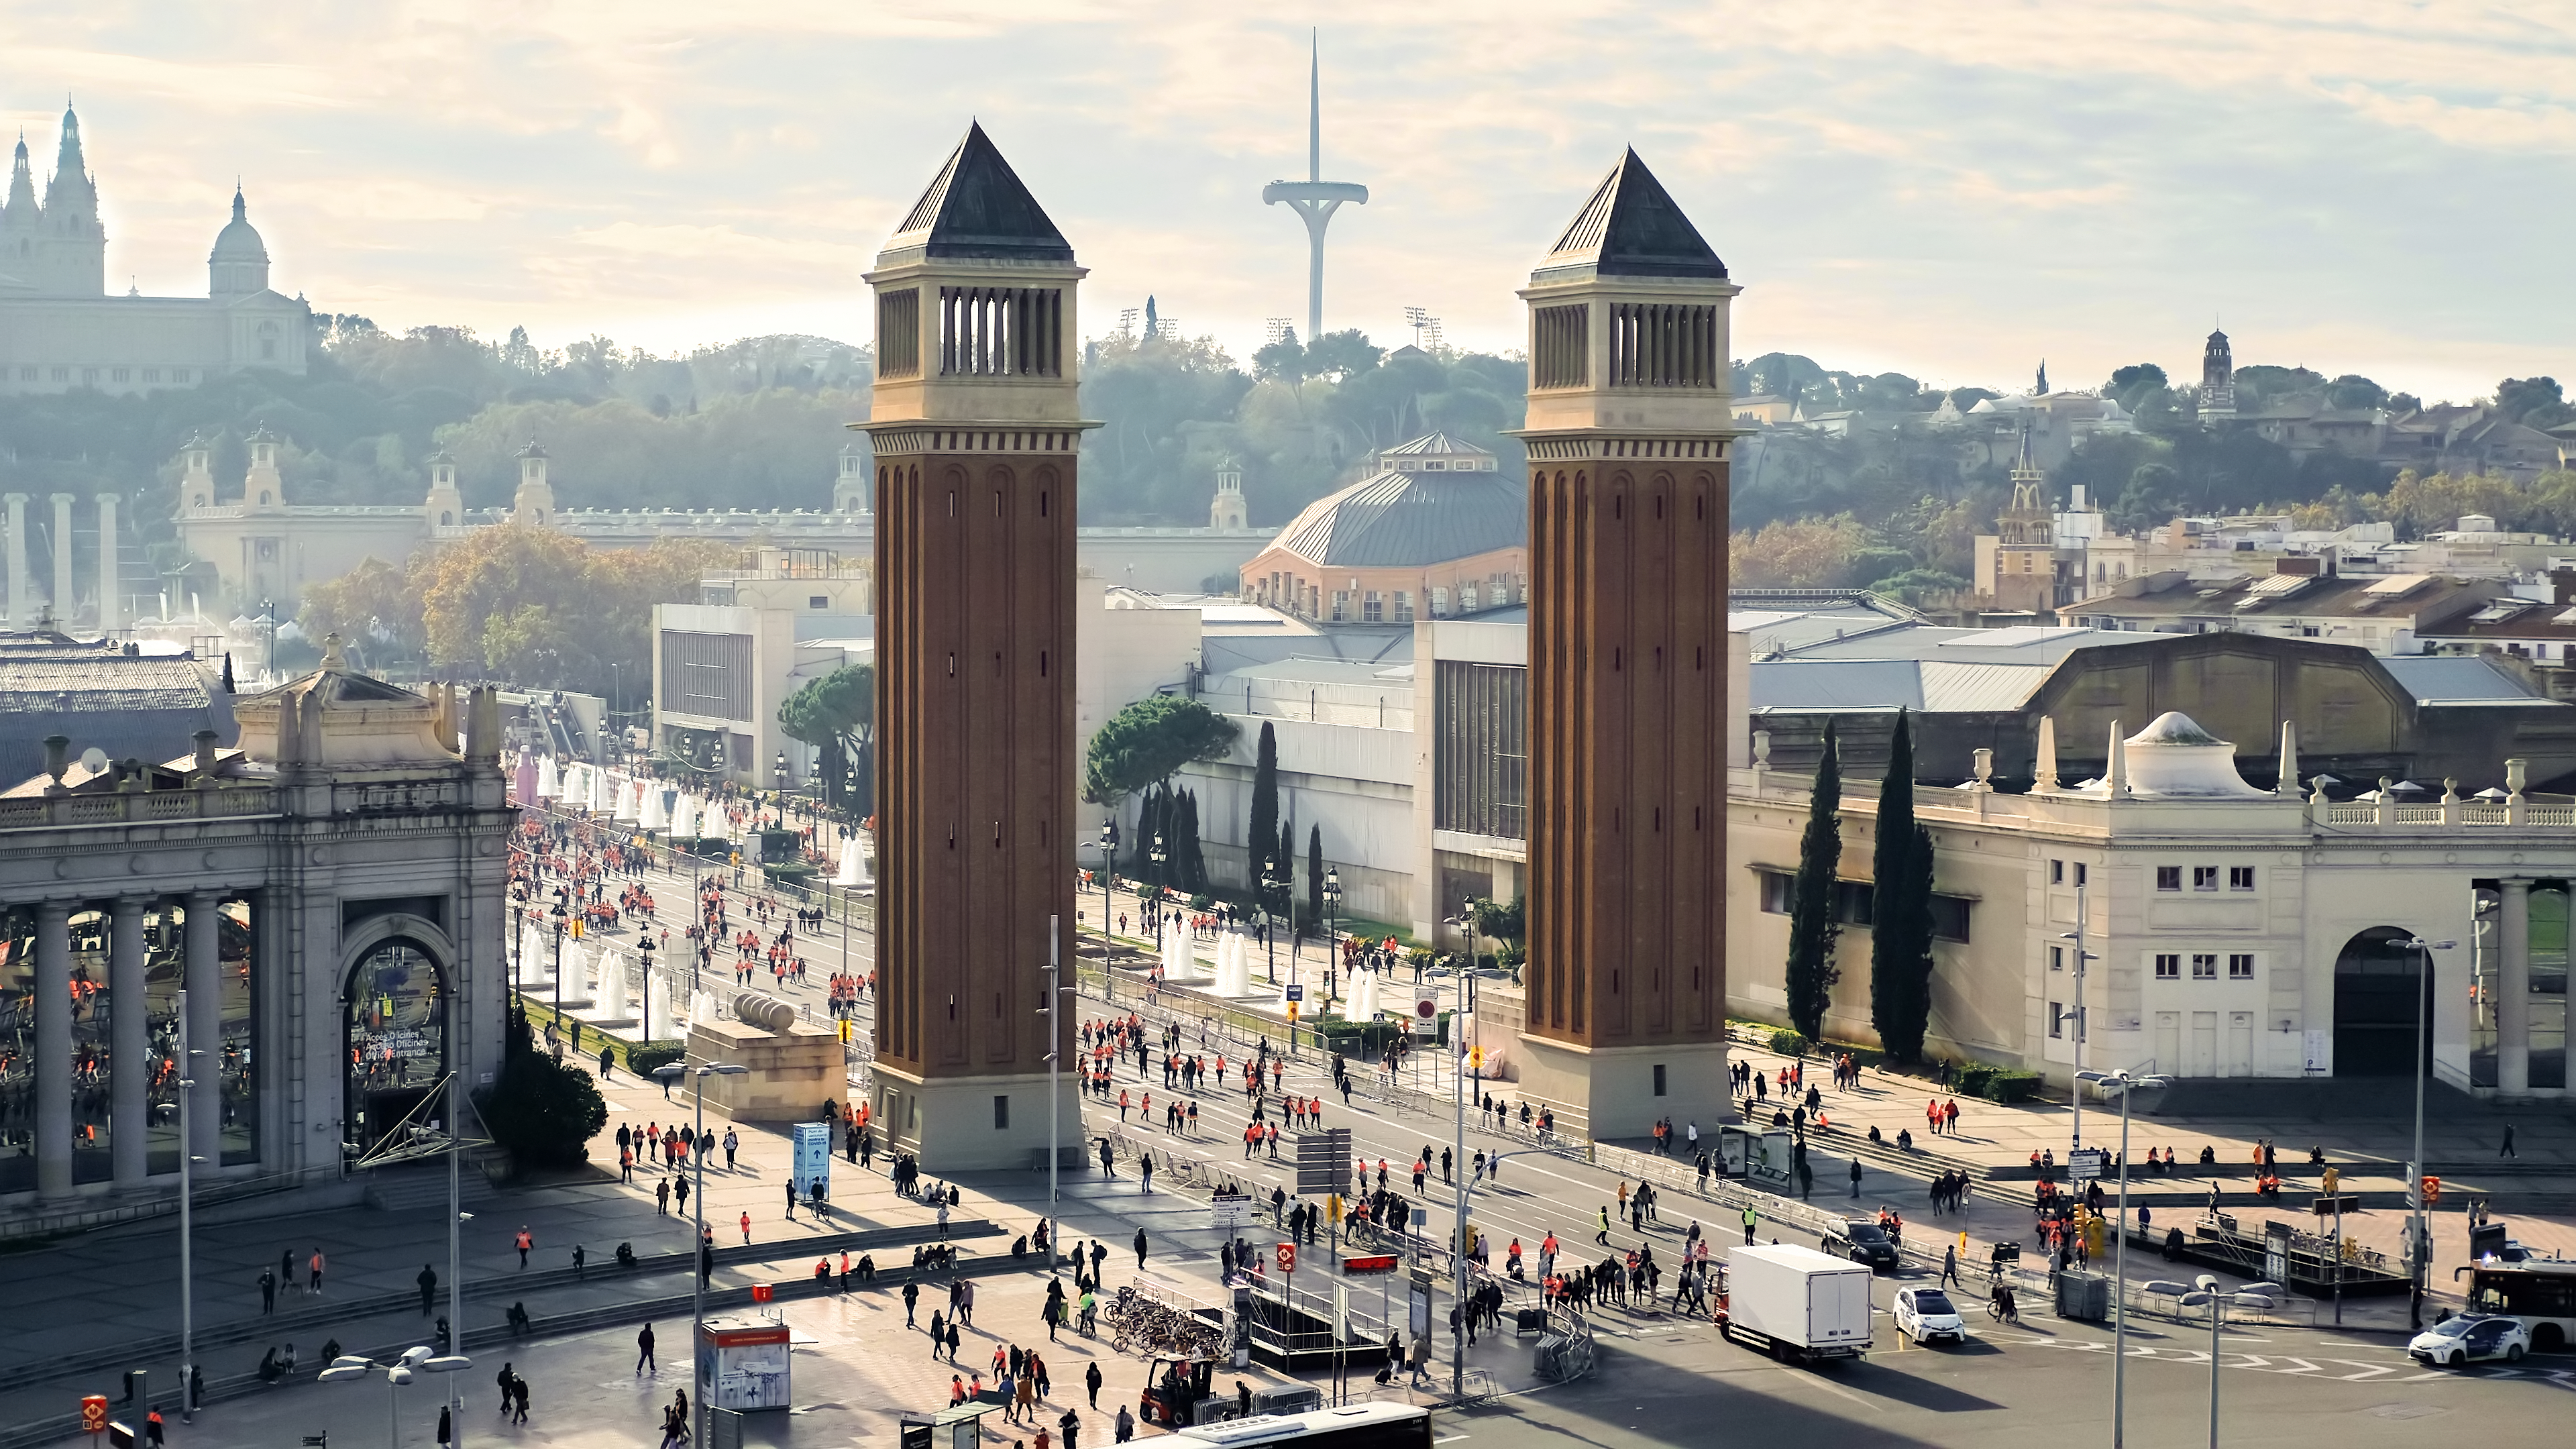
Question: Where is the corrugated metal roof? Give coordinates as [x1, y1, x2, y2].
[0, 652, 231, 786]
[1919, 661, 2054, 712]
[1748, 659, 1925, 711]
[2382, 654, 2553, 704]
[1271, 467, 1525, 569]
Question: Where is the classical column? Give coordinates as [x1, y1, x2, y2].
[184, 892, 223, 1166]
[94, 492, 119, 634]
[49, 493, 76, 623]
[109, 896, 149, 1187]
[36, 902, 74, 1199]
[3, 493, 27, 625]
[2499, 877, 2532, 1095]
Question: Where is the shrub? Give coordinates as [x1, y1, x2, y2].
[1955, 1063, 1999, 1098]
[1770, 1028, 1808, 1057]
[1981, 1070, 2041, 1104]
[627, 1040, 688, 1079]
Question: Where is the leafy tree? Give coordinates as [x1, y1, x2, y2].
[1729, 515, 1868, 588]
[2105, 364, 2167, 412]
[777, 663, 874, 815]
[407, 527, 736, 697]
[1250, 330, 1307, 384]
[298, 555, 427, 665]
[1081, 694, 1240, 812]
[2326, 374, 2389, 411]
[1248, 720, 1279, 910]
[475, 1006, 608, 1169]
[1303, 329, 1384, 382]
[1785, 720, 1845, 1041]
[2496, 376, 2569, 429]
[1868, 710, 1938, 1062]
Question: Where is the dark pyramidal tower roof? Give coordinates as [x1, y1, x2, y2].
[882, 121, 1074, 262]
[1537, 148, 1725, 280]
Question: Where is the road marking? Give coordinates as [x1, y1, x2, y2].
[2332, 1360, 2395, 1382]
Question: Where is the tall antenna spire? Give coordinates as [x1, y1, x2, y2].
[1309, 30, 1320, 184]
[1264, 32, 1368, 342]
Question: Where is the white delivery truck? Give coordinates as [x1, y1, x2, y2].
[1720, 1242, 1874, 1363]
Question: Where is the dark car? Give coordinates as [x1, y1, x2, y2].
[1824, 1220, 1900, 1271]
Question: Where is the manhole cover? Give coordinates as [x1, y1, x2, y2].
[2365, 1404, 2447, 1421]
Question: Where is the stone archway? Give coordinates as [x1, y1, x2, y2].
[342, 939, 449, 1153]
[2333, 927, 2428, 1077]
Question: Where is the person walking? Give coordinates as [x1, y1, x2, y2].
[1595, 1205, 1612, 1246]
[308, 1248, 326, 1295]
[1134, 1228, 1150, 1269]
[511, 1373, 529, 1425]
[928, 1311, 947, 1357]
[739, 1210, 753, 1246]
[260, 1265, 277, 1314]
[437, 1404, 451, 1448]
[2501, 1124, 2519, 1159]
[418, 1263, 439, 1315]
[1849, 1158, 1864, 1199]
[636, 1322, 657, 1375]
[724, 1126, 740, 1169]
[1940, 1244, 1961, 1288]
[904, 1280, 921, 1327]
[945, 1319, 964, 1363]
[515, 1226, 534, 1268]
[496, 1362, 516, 1412]
[1741, 1204, 1758, 1246]
[786, 1177, 800, 1220]
[1086, 1359, 1104, 1408]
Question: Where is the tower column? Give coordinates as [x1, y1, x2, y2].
[109, 896, 150, 1187]
[2500, 877, 2532, 1095]
[95, 492, 119, 633]
[1510, 149, 1738, 1138]
[863, 123, 1083, 1173]
[36, 902, 75, 1199]
[4, 493, 27, 625]
[50, 492, 76, 623]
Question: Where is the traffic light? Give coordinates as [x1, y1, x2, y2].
[2321, 1167, 2340, 1196]
[1467, 1046, 1485, 1071]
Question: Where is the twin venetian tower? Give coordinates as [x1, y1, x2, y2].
[864, 130, 1735, 1165]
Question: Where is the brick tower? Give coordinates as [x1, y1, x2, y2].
[861, 123, 1086, 1170]
[1511, 150, 1736, 1137]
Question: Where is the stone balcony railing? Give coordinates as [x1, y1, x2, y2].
[0, 786, 279, 833]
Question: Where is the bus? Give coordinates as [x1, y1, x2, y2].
[1165, 1403, 1434, 1449]
[2459, 1262, 2576, 1352]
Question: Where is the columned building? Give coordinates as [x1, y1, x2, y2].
[859, 124, 1083, 1171]
[0, 641, 511, 1223]
[1509, 150, 1737, 1136]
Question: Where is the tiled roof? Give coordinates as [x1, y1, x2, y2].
[0, 651, 229, 785]
[1538, 148, 1726, 280]
[882, 122, 1073, 262]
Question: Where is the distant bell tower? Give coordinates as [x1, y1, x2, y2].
[511, 441, 554, 525]
[179, 433, 215, 513]
[423, 449, 464, 528]
[1511, 148, 1735, 1136]
[1992, 422, 2059, 612]
[243, 427, 285, 512]
[861, 122, 1085, 1172]
[2200, 328, 2236, 429]
[835, 442, 870, 513]
[1210, 457, 1248, 530]
[38, 103, 105, 297]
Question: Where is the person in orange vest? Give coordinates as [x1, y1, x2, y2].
[515, 1226, 535, 1268]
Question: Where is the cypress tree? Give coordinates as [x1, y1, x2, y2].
[1279, 814, 1297, 924]
[1307, 823, 1324, 928]
[1182, 789, 1208, 894]
[1784, 719, 1845, 1042]
[1870, 710, 1939, 1061]
[1249, 721, 1279, 902]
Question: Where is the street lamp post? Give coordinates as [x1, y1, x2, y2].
[1323, 867, 1342, 1012]
[1264, 860, 1287, 986]
[321, 1343, 468, 1449]
[1041, 914, 1065, 1272]
[176, 988, 199, 1421]
[2079, 1068, 2169, 1449]
[655, 1060, 749, 1449]
[550, 902, 570, 1026]
[2062, 882, 2092, 1153]
[2401, 936, 2457, 1328]
[1148, 833, 1167, 932]
[1441, 915, 1469, 1397]
[1097, 822, 1118, 955]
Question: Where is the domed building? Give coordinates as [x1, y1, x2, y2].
[1240, 433, 1528, 623]
[0, 103, 310, 396]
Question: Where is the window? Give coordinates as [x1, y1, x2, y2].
[2075, 863, 2088, 887]
[2051, 945, 2065, 973]
[1362, 591, 1383, 623]
[2156, 867, 2182, 892]
[1758, 871, 1792, 914]
[141, 368, 159, 383]
[1331, 591, 1349, 622]
[2155, 953, 2180, 979]
[2229, 953, 2255, 980]
[2049, 1003, 2065, 1039]
[1652, 1064, 1668, 1097]
[1929, 895, 1972, 944]
[2193, 867, 2220, 892]
[992, 1095, 1010, 1130]
[111, 366, 128, 382]
[2192, 953, 2218, 979]
[2050, 859, 2064, 884]
[1395, 591, 1413, 623]
[51, 367, 68, 382]
[809, 596, 829, 610]
[2230, 867, 2255, 891]
[174, 369, 190, 383]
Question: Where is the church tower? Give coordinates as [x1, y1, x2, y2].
[1511, 149, 1734, 1135]
[833, 442, 869, 513]
[1210, 456, 1248, 530]
[861, 123, 1085, 1171]
[178, 433, 215, 513]
[2, 136, 38, 262]
[243, 427, 285, 512]
[1991, 422, 2059, 612]
[38, 104, 105, 297]
[2200, 328, 2236, 429]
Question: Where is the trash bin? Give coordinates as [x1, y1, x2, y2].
[2054, 1270, 2109, 1322]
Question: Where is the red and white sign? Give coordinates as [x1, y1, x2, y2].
[1276, 1242, 1297, 1273]
[1415, 998, 1437, 1018]
[750, 1283, 774, 1303]
[80, 1397, 106, 1435]
[1342, 1254, 1399, 1276]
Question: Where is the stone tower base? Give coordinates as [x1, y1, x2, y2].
[869, 1065, 1081, 1175]
[1514, 1035, 1731, 1142]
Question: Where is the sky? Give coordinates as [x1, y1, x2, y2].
[5, 1, 2571, 404]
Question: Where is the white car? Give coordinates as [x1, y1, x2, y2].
[1892, 1286, 1967, 1345]
[2407, 1314, 2531, 1367]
